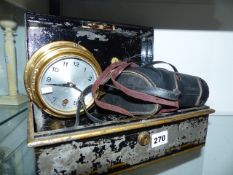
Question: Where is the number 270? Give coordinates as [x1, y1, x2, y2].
[154, 135, 166, 144]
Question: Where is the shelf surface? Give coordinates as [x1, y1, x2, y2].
[0, 102, 28, 125]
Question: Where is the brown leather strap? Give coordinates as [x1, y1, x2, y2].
[92, 61, 179, 116]
[92, 62, 138, 116]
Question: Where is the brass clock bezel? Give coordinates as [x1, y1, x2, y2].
[24, 41, 102, 118]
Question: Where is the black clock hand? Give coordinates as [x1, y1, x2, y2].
[45, 83, 69, 87]
[46, 82, 82, 92]
[70, 83, 82, 92]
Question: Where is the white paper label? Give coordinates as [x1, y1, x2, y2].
[151, 130, 168, 148]
[41, 86, 53, 94]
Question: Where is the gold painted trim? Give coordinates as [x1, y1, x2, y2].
[27, 103, 35, 145]
[24, 41, 102, 118]
[28, 105, 214, 147]
[109, 144, 204, 175]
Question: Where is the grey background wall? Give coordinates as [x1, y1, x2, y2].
[153, 29, 233, 175]
[0, 0, 233, 174]
[60, 0, 233, 30]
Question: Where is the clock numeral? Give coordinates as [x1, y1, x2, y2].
[73, 101, 77, 105]
[52, 67, 59, 72]
[52, 97, 57, 103]
[74, 61, 79, 67]
[63, 61, 68, 67]
[88, 76, 93, 81]
[46, 77, 51, 82]
[84, 67, 86, 72]
[62, 99, 69, 106]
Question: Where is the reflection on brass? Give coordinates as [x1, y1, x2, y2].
[27, 105, 214, 148]
[111, 57, 120, 64]
[138, 131, 151, 146]
[24, 41, 102, 118]
[82, 22, 115, 31]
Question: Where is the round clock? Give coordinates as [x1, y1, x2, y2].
[24, 41, 102, 118]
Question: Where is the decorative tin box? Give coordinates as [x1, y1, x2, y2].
[25, 13, 214, 175]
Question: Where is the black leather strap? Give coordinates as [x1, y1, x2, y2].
[75, 85, 103, 126]
[143, 61, 178, 73]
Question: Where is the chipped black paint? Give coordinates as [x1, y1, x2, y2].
[26, 12, 153, 70]
[36, 115, 209, 175]
[93, 146, 106, 158]
[76, 154, 86, 164]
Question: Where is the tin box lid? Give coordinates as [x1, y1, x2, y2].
[25, 12, 154, 68]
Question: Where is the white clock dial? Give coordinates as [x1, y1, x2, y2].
[39, 57, 97, 114]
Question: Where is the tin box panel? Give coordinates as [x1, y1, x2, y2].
[28, 104, 214, 147]
[35, 116, 208, 175]
[25, 13, 153, 68]
[28, 103, 214, 174]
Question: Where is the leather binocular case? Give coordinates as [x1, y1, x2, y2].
[92, 61, 209, 116]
